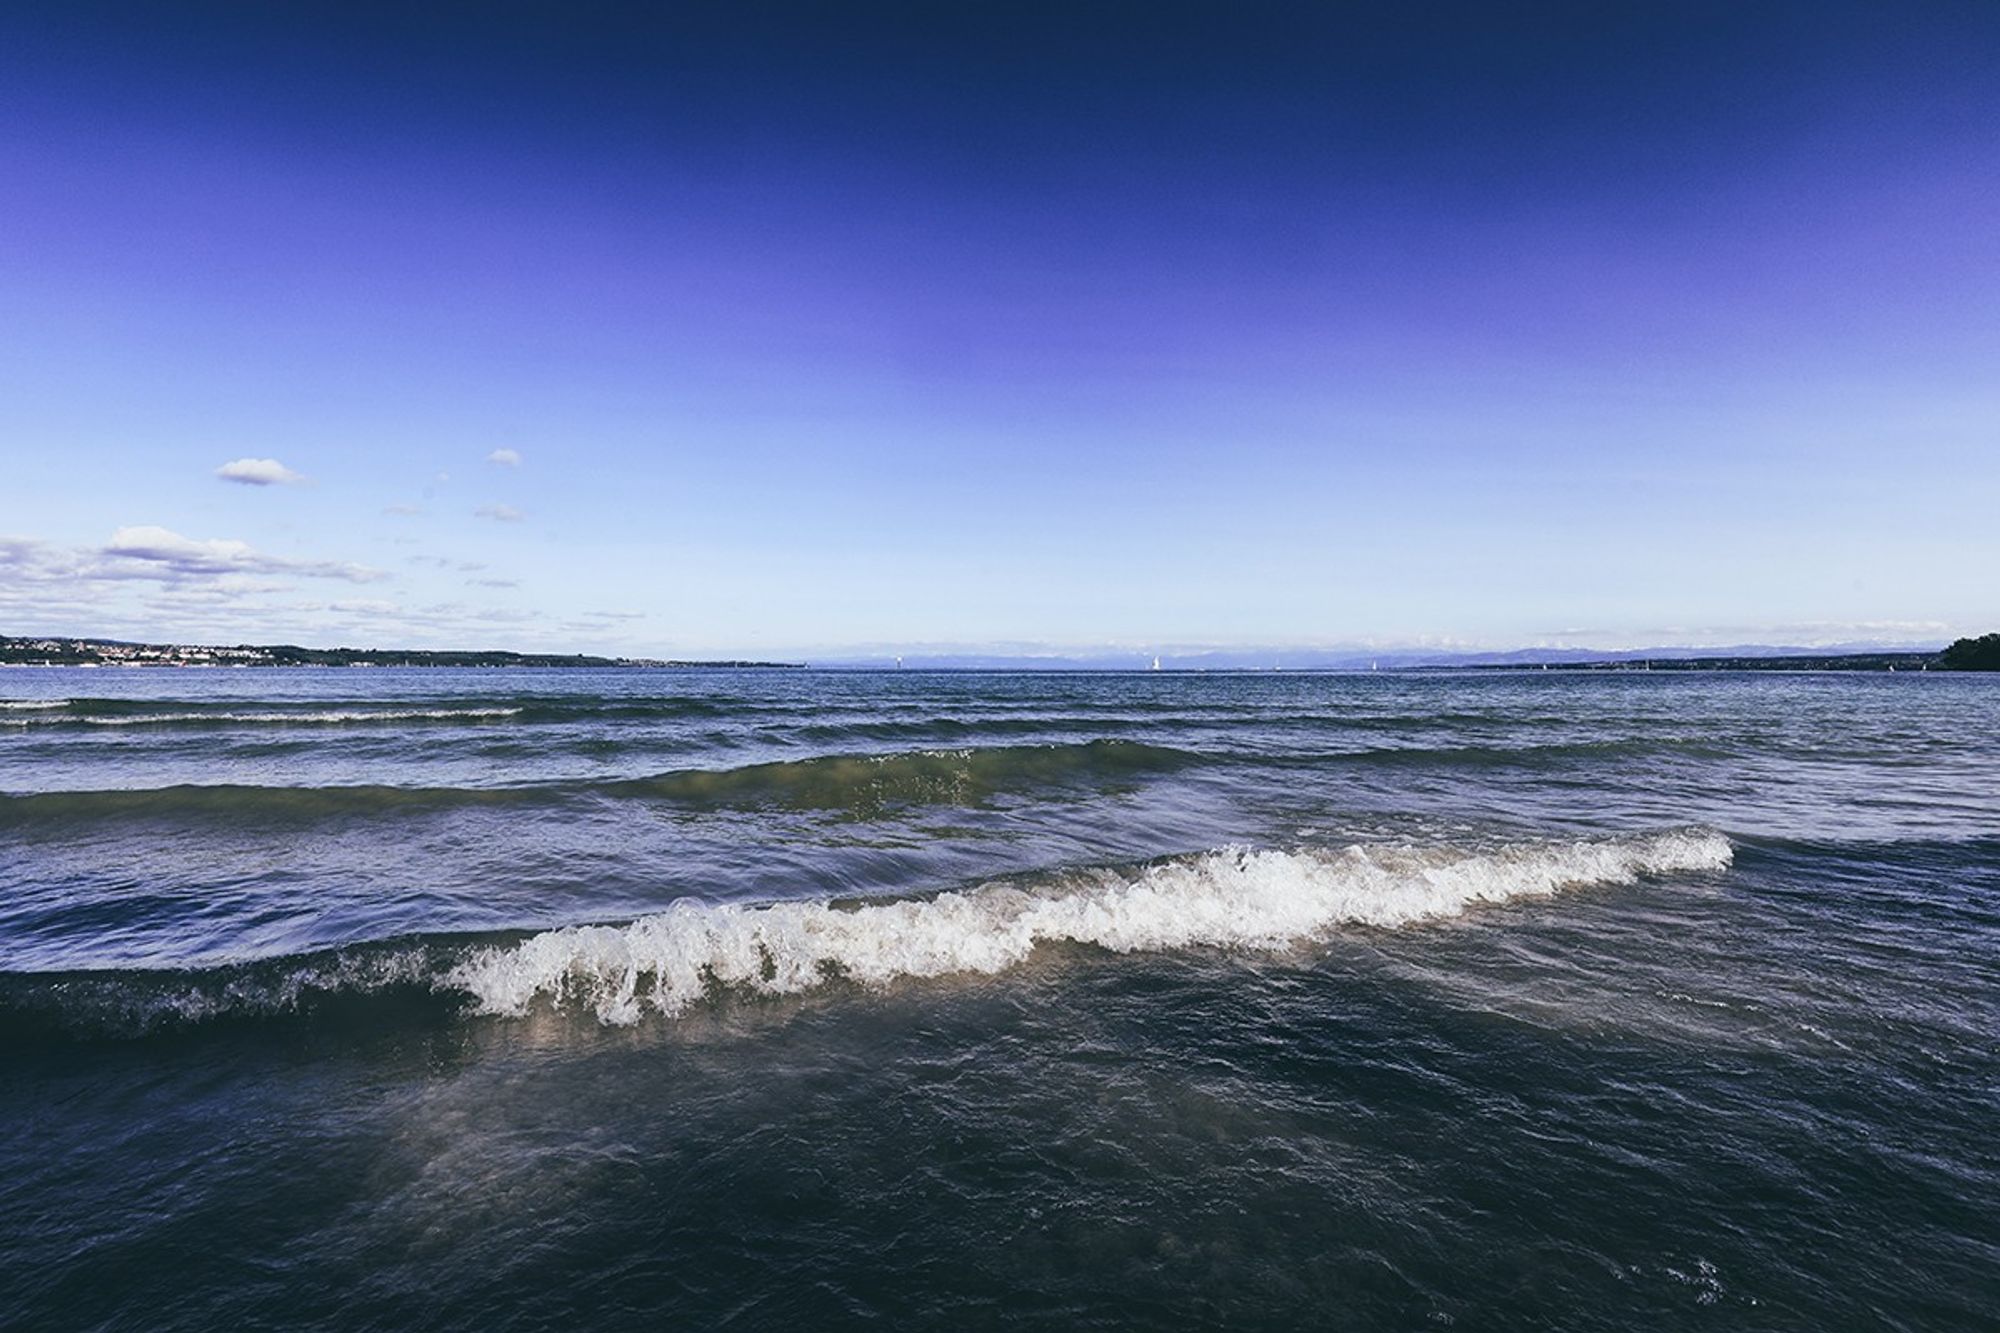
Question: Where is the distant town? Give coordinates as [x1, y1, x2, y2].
[0, 634, 801, 669]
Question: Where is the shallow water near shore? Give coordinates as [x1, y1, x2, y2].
[2, 667, 1996, 1328]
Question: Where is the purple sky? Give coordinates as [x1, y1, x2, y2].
[2, 2, 1996, 656]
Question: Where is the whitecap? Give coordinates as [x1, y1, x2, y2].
[449, 828, 1734, 1024]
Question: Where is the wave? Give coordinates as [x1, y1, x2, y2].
[449, 828, 1731, 1022]
[0, 739, 1198, 826]
[5, 695, 793, 725]
[8, 706, 522, 728]
[0, 829, 1731, 1036]
[0, 944, 450, 1037]
[1324, 738, 1735, 766]
[0, 781, 542, 825]
[600, 739, 1193, 810]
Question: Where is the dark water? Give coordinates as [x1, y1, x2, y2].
[2, 668, 1995, 1329]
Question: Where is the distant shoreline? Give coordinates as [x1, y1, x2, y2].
[0, 634, 801, 670]
[5, 635, 1986, 673]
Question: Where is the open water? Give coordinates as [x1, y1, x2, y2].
[1, 667, 1994, 1328]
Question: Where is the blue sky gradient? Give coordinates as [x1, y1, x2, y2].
[3, 2, 1996, 656]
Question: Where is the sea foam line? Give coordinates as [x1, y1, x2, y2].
[450, 828, 1733, 1024]
[59, 707, 523, 726]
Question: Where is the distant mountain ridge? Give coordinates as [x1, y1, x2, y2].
[809, 642, 1953, 671]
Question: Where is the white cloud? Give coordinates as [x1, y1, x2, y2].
[485, 449, 522, 466]
[1529, 620, 1954, 649]
[216, 458, 307, 486]
[1, 530, 654, 651]
[383, 504, 423, 516]
[107, 525, 260, 572]
[475, 504, 526, 522]
[103, 525, 387, 583]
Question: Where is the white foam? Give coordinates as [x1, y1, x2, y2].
[0, 700, 68, 710]
[449, 828, 1733, 1024]
[64, 707, 522, 726]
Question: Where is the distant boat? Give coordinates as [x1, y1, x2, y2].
[1151, 656, 1161, 671]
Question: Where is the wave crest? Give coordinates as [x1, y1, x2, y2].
[0, 830, 1732, 1037]
[451, 828, 1733, 1023]
[606, 739, 1193, 811]
[0, 739, 1196, 828]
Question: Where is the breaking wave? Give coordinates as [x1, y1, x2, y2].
[451, 828, 1730, 1022]
[0, 829, 1731, 1036]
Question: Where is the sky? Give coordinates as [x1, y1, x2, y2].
[2, 0, 1996, 659]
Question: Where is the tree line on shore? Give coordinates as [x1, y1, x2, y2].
[1940, 634, 2000, 670]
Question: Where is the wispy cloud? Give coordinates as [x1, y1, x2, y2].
[0, 528, 386, 634]
[485, 449, 522, 466]
[107, 526, 262, 573]
[0, 532, 650, 651]
[102, 526, 387, 583]
[1529, 620, 1953, 649]
[468, 577, 520, 588]
[216, 457, 307, 486]
[475, 504, 526, 522]
[383, 503, 423, 516]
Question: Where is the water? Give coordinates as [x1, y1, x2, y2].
[2, 668, 1995, 1328]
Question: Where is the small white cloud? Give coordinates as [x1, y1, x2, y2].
[485, 449, 522, 467]
[384, 504, 423, 516]
[475, 504, 526, 522]
[216, 458, 306, 486]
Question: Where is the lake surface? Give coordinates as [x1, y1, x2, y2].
[2, 667, 1995, 1328]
